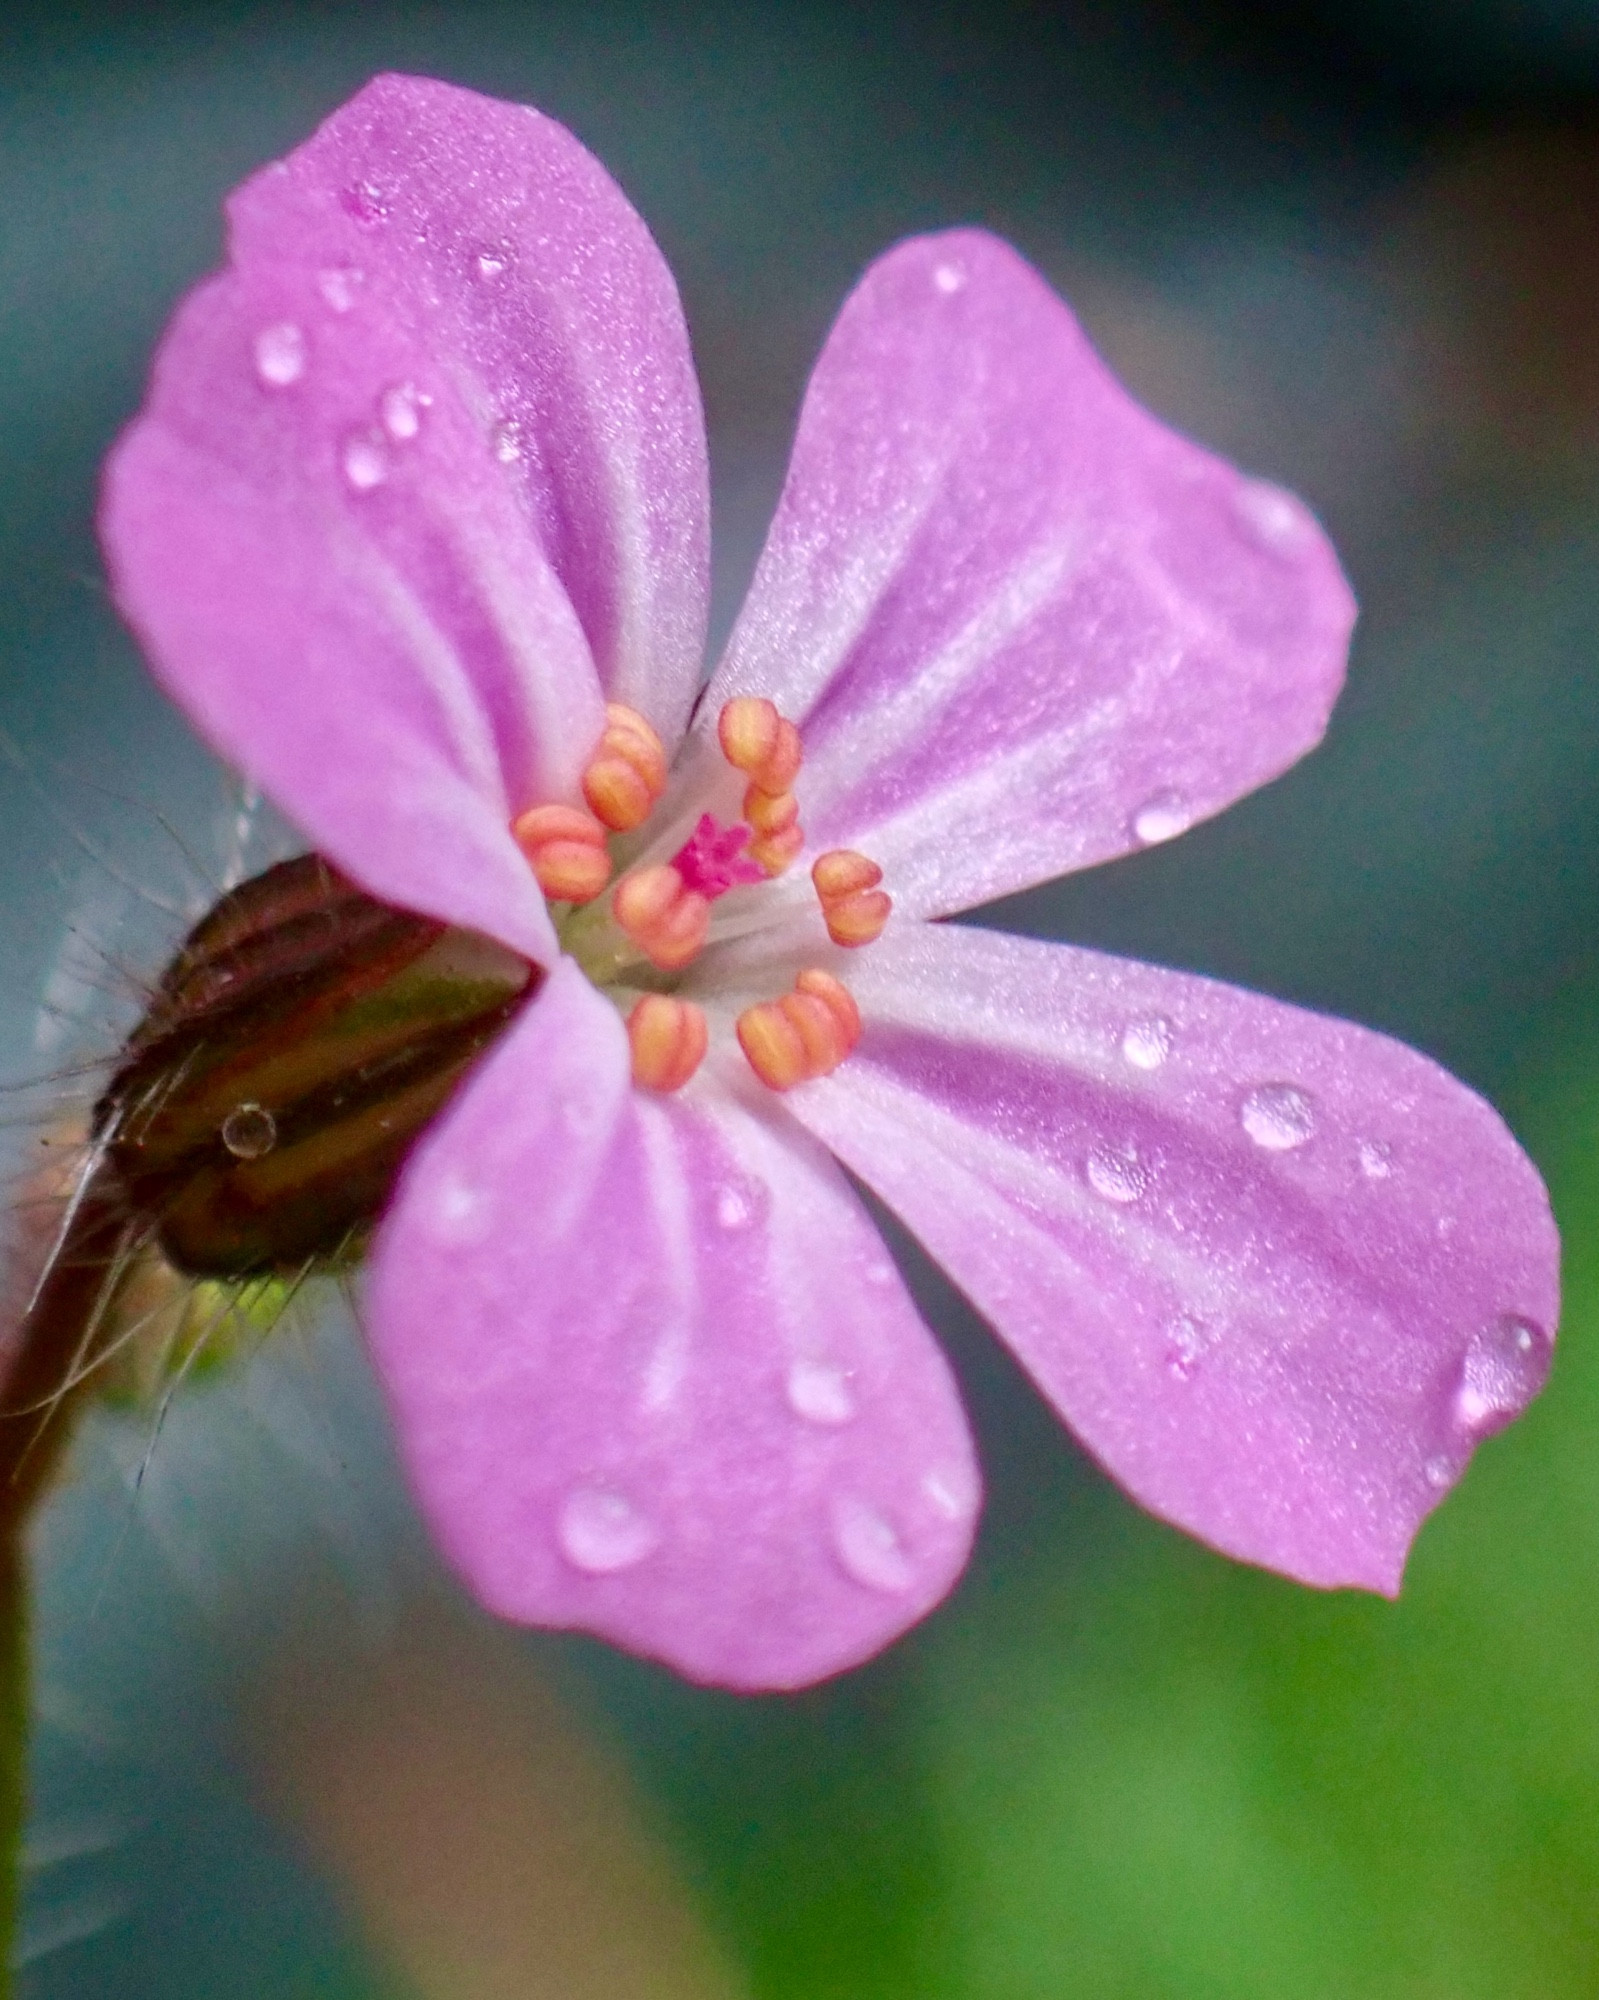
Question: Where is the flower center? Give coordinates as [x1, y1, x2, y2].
[510, 698, 890, 1094]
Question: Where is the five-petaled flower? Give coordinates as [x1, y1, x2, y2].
[101, 74, 1559, 1689]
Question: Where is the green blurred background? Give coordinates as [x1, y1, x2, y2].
[4, 1, 1599, 1993]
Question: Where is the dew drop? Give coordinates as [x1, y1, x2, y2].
[932, 262, 966, 294]
[557, 1487, 659, 1574]
[379, 380, 430, 441]
[1453, 1315, 1551, 1436]
[220, 1102, 276, 1160]
[253, 322, 305, 388]
[429, 1171, 490, 1245]
[787, 1359, 856, 1426]
[832, 1498, 915, 1593]
[1131, 791, 1194, 845]
[864, 1258, 896, 1287]
[341, 431, 390, 492]
[476, 247, 509, 280]
[1232, 478, 1308, 555]
[493, 418, 524, 464]
[1121, 1016, 1172, 1071]
[1086, 1141, 1148, 1205]
[1164, 1313, 1208, 1381]
[1423, 1454, 1455, 1490]
[1357, 1138, 1393, 1180]
[341, 180, 389, 224]
[317, 265, 363, 312]
[921, 1467, 976, 1521]
[713, 1186, 753, 1235]
[1240, 1083, 1317, 1152]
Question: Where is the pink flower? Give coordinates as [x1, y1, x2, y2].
[99, 74, 1559, 1690]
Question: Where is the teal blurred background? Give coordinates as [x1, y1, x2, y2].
[4, 1, 1599, 1993]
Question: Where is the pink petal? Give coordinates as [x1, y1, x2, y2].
[784, 925, 1558, 1595]
[102, 75, 709, 957]
[708, 231, 1355, 919]
[365, 959, 980, 1689]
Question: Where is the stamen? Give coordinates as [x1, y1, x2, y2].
[627, 995, 708, 1092]
[582, 702, 668, 832]
[612, 864, 710, 971]
[511, 803, 612, 904]
[718, 697, 803, 796]
[736, 969, 863, 1091]
[811, 850, 891, 947]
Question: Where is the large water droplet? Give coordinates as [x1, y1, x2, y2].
[832, 1499, 915, 1593]
[379, 381, 430, 441]
[787, 1360, 856, 1426]
[317, 265, 363, 312]
[1121, 1016, 1172, 1071]
[1086, 1142, 1149, 1205]
[253, 322, 305, 388]
[558, 1487, 659, 1574]
[1131, 791, 1193, 845]
[341, 431, 390, 492]
[1240, 1083, 1317, 1152]
[1453, 1315, 1550, 1435]
[1357, 1138, 1393, 1181]
[221, 1101, 276, 1160]
[1232, 478, 1308, 555]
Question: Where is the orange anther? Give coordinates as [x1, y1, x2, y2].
[795, 968, 861, 1049]
[612, 864, 710, 971]
[822, 888, 892, 948]
[602, 703, 668, 795]
[582, 703, 667, 832]
[718, 699, 803, 794]
[744, 785, 799, 838]
[583, 754, 654, 832]
[736, 1001, 809, 1091]
[627, 994, 708, 1092]
[718, 696, 781, 775]
[747, 823, 805, 877]
[511, 802, 612, 903]
[779, 990, 848, 1074]
[811, 850, 882, 900]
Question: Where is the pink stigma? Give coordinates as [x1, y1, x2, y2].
[671, 814, 767, 898]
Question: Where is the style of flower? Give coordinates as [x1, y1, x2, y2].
[99, 74, 1559, 1690]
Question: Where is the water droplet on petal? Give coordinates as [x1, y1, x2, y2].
[476, 248, 509, 280]
[493, 418, 523, 464]
[1424, 1453, 1456, 1490]
[832, 1498, 915, 1593]
[714, 1187, 751, 1231]
[341, 431, 390, 492]
[379, 380, 430, 441]
[864, 1259, 896, 1288]
[932, 262, 966, 293]
[787, 1359, 856, 1426]
[1232, 478, 1309, 555]
[1086, 1141, 1149, 1205]
[558, 1487, 659, 1573]
[1240, 1083, 1317, 1152]
[1121, 1016, 1172, 1070]
[1131, 791, 1194, 845]
[921, 1466, 977, 1521]
[1357, 1138, 1393, 1180]
[253, 322, 305, 387]
[221, 1102, 276, 1159]
[1453, 1315, 1551, 1436]
[1164, 1313, 1209, 1381]
[317, 264, 363, 312]
[341, 180, 389, 224]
